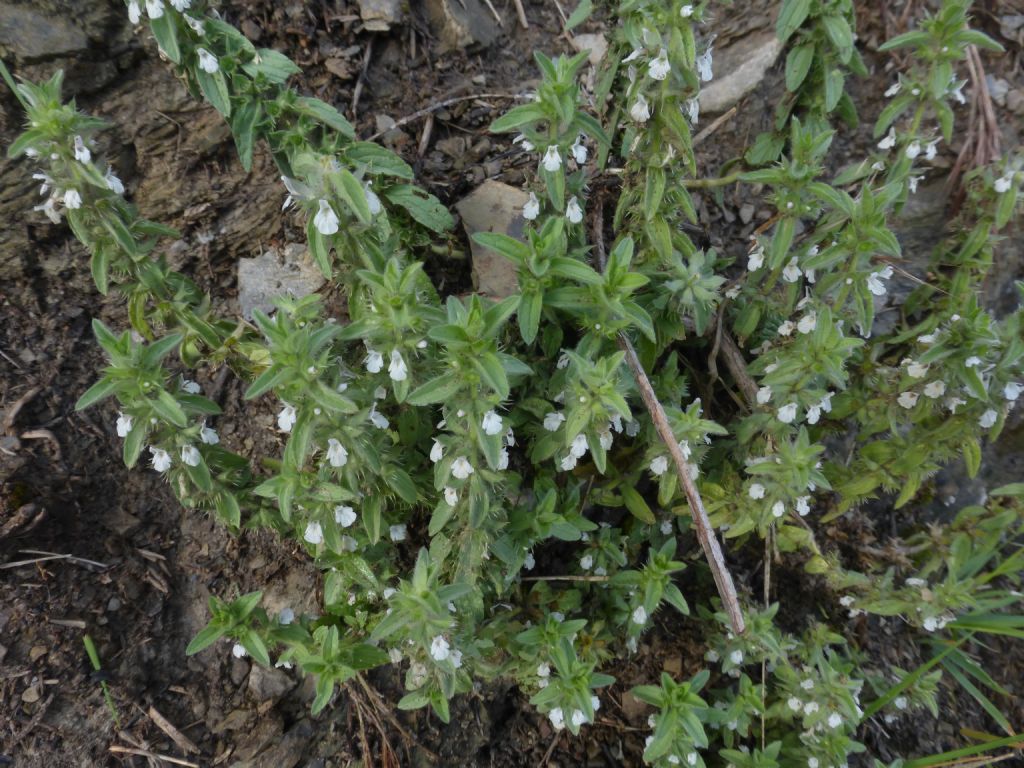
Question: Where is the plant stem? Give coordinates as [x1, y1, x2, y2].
[681, 171, 743, 189]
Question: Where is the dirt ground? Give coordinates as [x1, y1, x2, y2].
[1, 0, 1023, 766]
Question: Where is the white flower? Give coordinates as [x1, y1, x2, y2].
[170, 0, 191, 9]
[866, 265, 893, 296]
[102, 167, 125, 195]
[630, 94, 651, 123]
[798, 312, 817, 334]
[313, 199, 339, 235]
[622, 47, 644, 63]
[196, 47, 219, 74]
[979, 409, 998, 428]
[1004, 382, 1022, 401]
[687, 753, 698, 766]
[905, 577, 926, 587]
[561, 453, 578, 471]
[754, 385, 773, 405]
[232, 643, 247, 658]
[776, 320, 795, 337]
[795, 496, 810, 516]
[543, 412, 565, 432]
[898, 391, 919, 409]
[771, 500, 785, 518]
[827, 712, 842, 729]
[497, 448, 510, 470]
[364, 183, 382, 215]
[906, 360, 929, 378]
[680, 99, 699, 128]
[905, 140, 921, 160]
[782, 257, 802, 283]
[749, 483, 766, 500]
[649, 49, 671, 80]
[660, 520, 674, 535]
[326, 438, 348, 467]
[803, 701, 819, 715]
[747, 244, 765, 271]
[116, 413, 133, 438]
[183, 14, 205, 33]
[513, 133, 535, 152]
[341, 535, 358, 552]
[696, 45, 713, 81]
[430, 635, 450, 661]
[946, 396, 967, 414]
[777, 403, 798, 424]
[787, 696, 802, 712]
[580, 554, 593, 570]
[524, 551, 535, 570]
[571, 709, 587, 727]
[73, 135, 91, 163]
[277, 403, 297, 432]
[894, 696, 908, 710]
[923, 381, 945, 399]
[808, 759, 820, 768]
[801, 678, 815, 690]
[908, 175, 923, 193]
[430, 440, 444, 463]
[565, 196, 583, 224]
[571, 135, 588, 165]
[570, 434, 588, 458]
[359, 348, 383, 376]
[885, 81, 901, 97]
[924, 139, 939, 161]
[180, 444, 200, 466]
[335, 505, 357, 527]
[922, 616, 938, 631]
[537, 662, 550, 678]
[598, 427, 613, 451]
[632, 605, 648, 624]
[146, 0, 164, 18]
[650, 456, 669, 476]
[877, 127, 897, 151]
[965, 356, 982, 368]
[63, 189, 82, 209]
[369, 404, 390, 429]
[128, 0, 141, 23]
[33, 196, 62, 224]
[680, 3, 694, 16]
[451, 456, 474, 480]
[450, 648, 463, 668]
[303, 521, 323, 545]
[444, 486, 459, 506]
[522, 191, 540, 220]
[389, 524, 407, 542]
[994, 174, 1013, 194]
[388, 349, 408, 381]
[548, 707, 565, 730]
[542, 145, 562, 172]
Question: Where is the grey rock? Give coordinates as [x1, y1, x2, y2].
[0, 4, 88, 63]
[237, 245, 325, 319]
[455, 180, 529, 299]
[572, 33, 609, 68]
[247, 665, 294, 703]
[359, 0, 402, 31]
[423, 0, 500, 51]
[699, 30, 783, 114]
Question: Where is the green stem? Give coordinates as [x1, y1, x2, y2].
[681, 172, 744, 189]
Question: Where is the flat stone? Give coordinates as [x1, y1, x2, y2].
[247, 665, 294, 703]
[0, 5, 88, 63]
[423, 0, 500, 51]
[572, 33, 608, 67]
[359, 0, 402, 31]
[455, 180, 529, 299]
[237, 245, 325, 319]
[699, 30, 783, 114]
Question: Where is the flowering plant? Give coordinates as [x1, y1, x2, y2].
[4, 0, 1023, 763]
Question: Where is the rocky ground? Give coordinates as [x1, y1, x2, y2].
[1, 0, 1023, 766]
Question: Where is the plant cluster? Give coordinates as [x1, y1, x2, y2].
[3, 0, 1023, 763]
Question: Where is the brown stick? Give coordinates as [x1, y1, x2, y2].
[512, 0, 529, 28]
[364, 92, 529, 142]
[108, 745, 200, 767]
[591, 205, 746, 635]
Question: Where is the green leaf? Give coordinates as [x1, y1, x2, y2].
[518, 290, 542, 345]
[186, 621, 227, 655]
[549, 257, 602, 285]
[153, 390, 189, 427]
[490, 103, 548, 133]
[243, 49, 302, 84]
[824, 67, 844, 112]
[150, 13, 181, 63]
[472, 232, 530, 263]
[215, 492, 242, 527]
[123, 421, 146, 467]
[407, 372, 463, 405]
[821, 14, 853, 61]
[230, 100, 261, 172]
[785, 44, 814, 91]
[344, 142, 414, 179]
[878, 30, 929, 52]
[990, 483, 1024, 497]
[776, 0, 811, 42]
[565, 0, 592, 30]
[962, 439, 981, 479]
[196, 68, 231, 118]
[621, 485, 655, 524]
[329, 168, 371, 224]
[89, 249, 110, 295]
[244, 365, 291, 400]
[294, 97, 355, 138]
[385, 185, 454, 233]
[240, 630, 271, 668]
